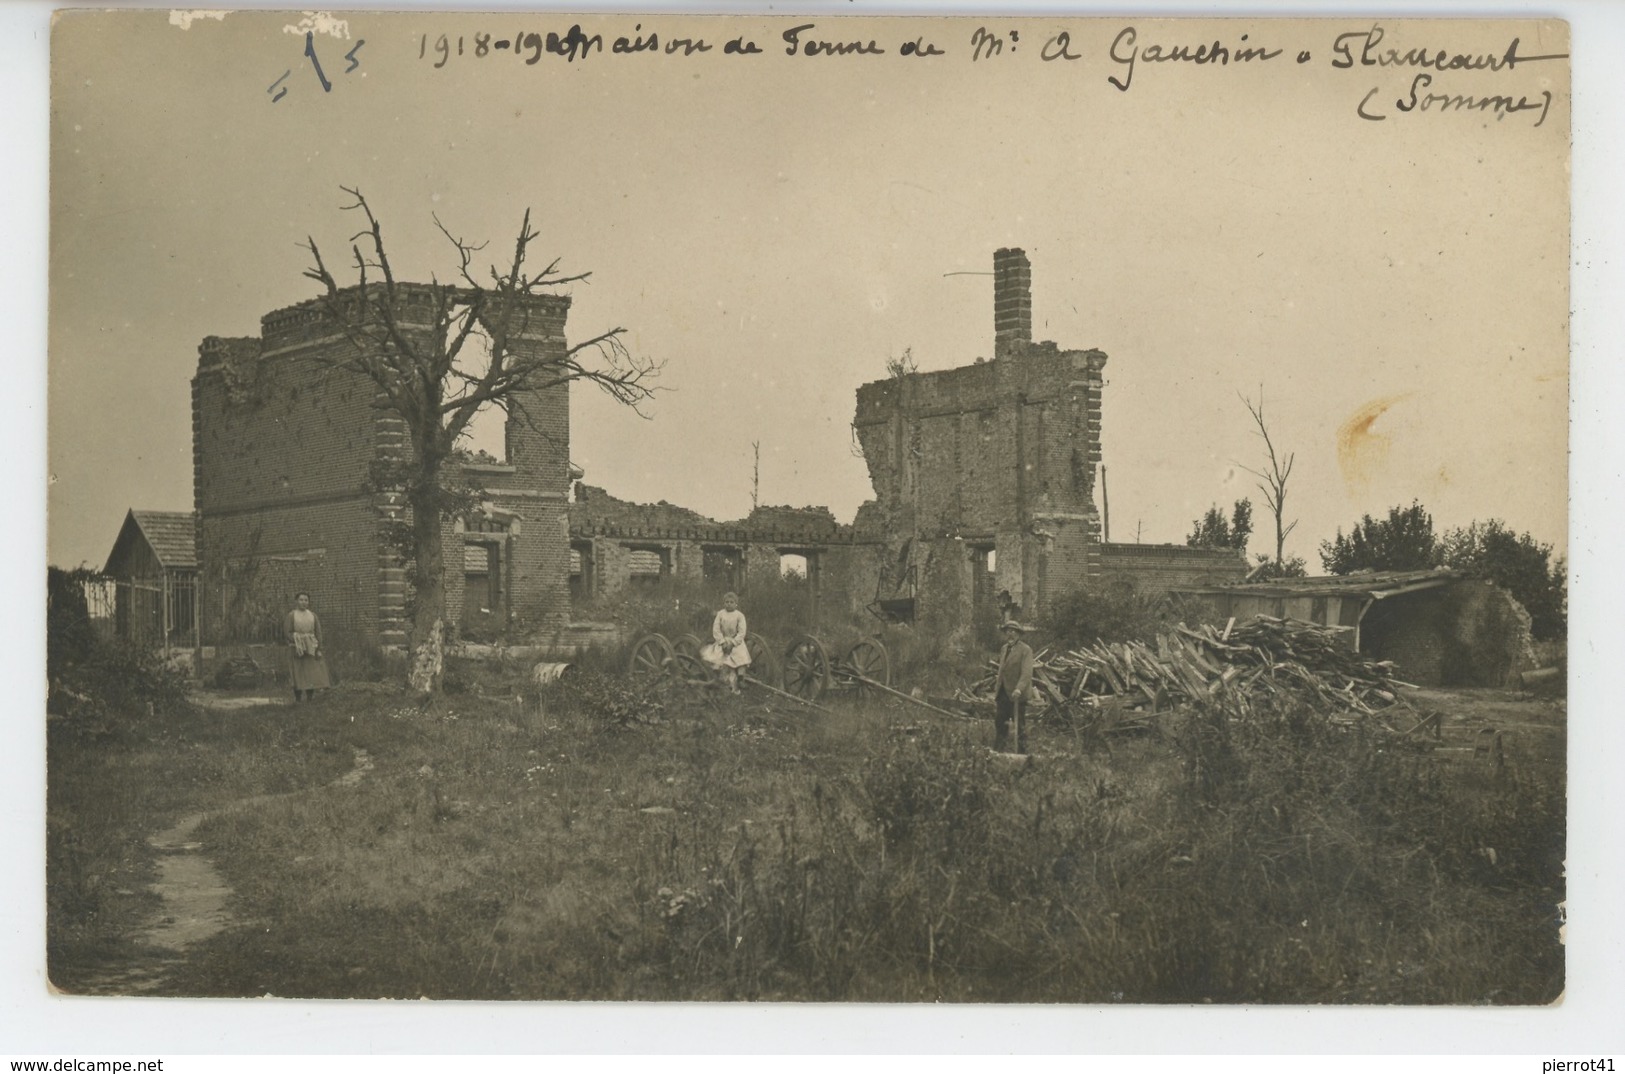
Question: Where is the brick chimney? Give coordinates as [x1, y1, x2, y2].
[993, 247, 1032, 359]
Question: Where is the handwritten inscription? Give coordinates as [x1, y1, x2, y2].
[268, 31, 364, 103]
[1331, 27, 1566, 73]
[1334, 26, 1566, 125]
[1107, 27, 1284, 92]
[1358, 75, 1554, 126]
[392, 20, 1565, 131]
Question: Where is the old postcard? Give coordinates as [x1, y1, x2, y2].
[44, 9, 1570, 1013]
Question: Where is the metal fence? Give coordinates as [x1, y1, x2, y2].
[113, 571, 199, 653]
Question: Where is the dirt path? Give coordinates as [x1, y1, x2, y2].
[65, 747, 374, 996]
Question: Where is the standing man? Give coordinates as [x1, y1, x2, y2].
[995, 619, 1034, 754]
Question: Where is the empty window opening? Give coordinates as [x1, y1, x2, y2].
[457, 400, 509, 464]
[451, 325, 509, 464]
[971, 545, 999, 646]
[462, 541, 501, 621]
[627, 546, 670, 591]
[779, 553, 809, 581]
[703, 546, 742, 591]
[570, 541, 594, 603]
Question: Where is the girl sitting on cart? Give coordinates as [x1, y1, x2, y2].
[700, 591, 752, 694]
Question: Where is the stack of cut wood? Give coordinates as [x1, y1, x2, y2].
[958, 617, 1404, 720]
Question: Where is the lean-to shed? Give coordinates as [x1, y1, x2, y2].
[103, 509, 199, 655]
[1176, 568, 1535, 687]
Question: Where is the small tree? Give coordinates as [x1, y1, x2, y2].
[1250, 553, 1308, 580]
[1439, 520, 1567, 640]
[1319, 501, 1438, 574]
[1187, 498, 1253, 552]
[1238, 390, 1297, 570]
[885, 346, 918, 379]
[303, 188, 657, 693]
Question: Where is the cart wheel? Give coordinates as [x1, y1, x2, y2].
[783, 635, 831, 700]
[744, 633, 782, 690]
[627, 633, 675, 681]
[671, 651, 713, 687]
[673, 633, 704, 659]
[846, 637, 891, 697]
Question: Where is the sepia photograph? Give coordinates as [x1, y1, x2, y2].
[33, 2, 1591, 1029]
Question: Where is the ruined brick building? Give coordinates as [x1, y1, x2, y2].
[851, 249, 1107, 636]
[850, 248, 1244, 636]
[192, 286, 574, 664]
[190, 253, 1244, 665]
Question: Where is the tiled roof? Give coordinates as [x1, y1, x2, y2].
[128, 510, 198, 569]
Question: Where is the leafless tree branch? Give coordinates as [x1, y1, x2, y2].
[1236, 387, 1297, 568]
[299, 186, 659, 692]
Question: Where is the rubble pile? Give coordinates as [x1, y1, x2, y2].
[961, 617, 1406, 721]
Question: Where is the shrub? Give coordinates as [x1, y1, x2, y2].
[547, 667, 669, 728]
[1040, 579, 1209, 649]
[48, 636, 193, 726]
[862, 733, 992, 863]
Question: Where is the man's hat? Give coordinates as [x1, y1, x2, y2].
[1000, 619, 1031, 633]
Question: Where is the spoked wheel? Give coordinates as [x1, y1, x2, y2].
[783, 634, 832, 701]
[671, 651, 714, 687]
[743, 632, 782, 690]
[846, 637, 891, 698]
[673, 633, 704, 659]
[627, 633, 675, 682]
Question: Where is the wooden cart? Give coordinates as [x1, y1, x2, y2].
[627, 628, 893, 698]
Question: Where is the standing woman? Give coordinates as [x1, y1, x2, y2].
[285, 592, 332, 702]
[701, 591, 752, 694]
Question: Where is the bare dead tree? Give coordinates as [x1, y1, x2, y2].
[1238, 388, 1297, 569]
[302, 187, 657, 693]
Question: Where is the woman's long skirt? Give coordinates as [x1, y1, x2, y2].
[291, 651, 332, 691]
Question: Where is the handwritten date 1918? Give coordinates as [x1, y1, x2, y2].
[419, 27, 723, 66]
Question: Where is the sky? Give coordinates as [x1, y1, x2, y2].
[47, 10, 1570, 571]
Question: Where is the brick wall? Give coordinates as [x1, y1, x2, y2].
[850, 249, 1108, 623]
[194, 329, 386, 654]
[1098, 543, 1250, 596]
[567, 484, 883, 625]
[194, 285, 577, 654]
[485, 295, 574, 632]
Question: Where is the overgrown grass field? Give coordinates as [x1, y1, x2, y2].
[47, 661, 1565, 1003]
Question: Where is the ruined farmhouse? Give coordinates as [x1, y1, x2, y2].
[192, 287, 575, 660]
[187, 250, 1246, 668]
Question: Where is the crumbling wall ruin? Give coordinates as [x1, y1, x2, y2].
[567, 485, 883, 625]
[1099, 543, 1250, 596]
[850, 248, 1109, 637]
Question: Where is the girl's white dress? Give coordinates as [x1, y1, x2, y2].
[701, 608, 753, 670]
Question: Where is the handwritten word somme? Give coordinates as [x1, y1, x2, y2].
[1357, 74, 1554, 126]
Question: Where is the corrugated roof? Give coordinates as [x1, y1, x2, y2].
[1180, 567, 1459, 600]
[127, 510, 198, 569]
